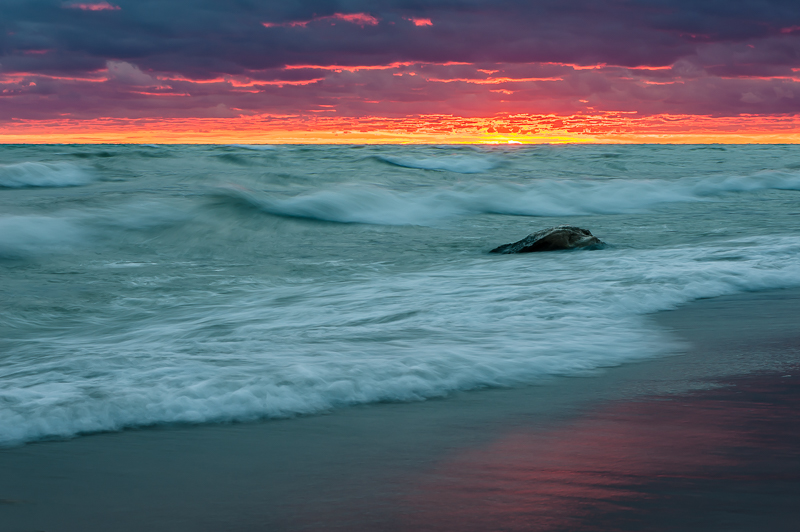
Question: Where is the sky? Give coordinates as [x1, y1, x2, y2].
[2, 0, 800, 143]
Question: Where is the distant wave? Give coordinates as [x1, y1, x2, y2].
[218, 185, 465, 225]
[0, 201, 186, 258]
[379, 154, 497, 173]
[0, 162, 94, 188]
[230, 144, 278, 151]
[217, 170, 800, 226]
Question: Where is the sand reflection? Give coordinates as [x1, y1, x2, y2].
[402, 371, 800, 531]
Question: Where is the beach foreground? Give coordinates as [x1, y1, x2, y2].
[1, 288, 799, 532]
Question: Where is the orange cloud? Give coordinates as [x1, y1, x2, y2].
[280, 61, 469, 72]
[63, 2, 120, 11]
[0, 71, 106, 83]
[332, 13, 379, 26]
[539, 63, 670, 71]
[263, 13, 379, 29]
[3, 114, 799, 144]
[6, 59, 800, 123]
[427, 77, 564, 84]
[405, 17, 433, 27]
[283, 62, 415, 72]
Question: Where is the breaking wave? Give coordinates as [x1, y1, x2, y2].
[2, 235, 800, 445]
[0, 201, 186, 258]
[0, 215, 86, 258]
[220, 170, 800, 225]
[0, 162, 94, 188]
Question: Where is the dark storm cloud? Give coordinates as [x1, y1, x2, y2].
[2, 0, 799, 77]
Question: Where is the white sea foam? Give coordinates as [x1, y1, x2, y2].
[230, 169, 800, 225]
[0, 162, 93, 188]
[229, 185, 465, 225]
[380, 154, 498, 173]
[0, 215, 86, 257]
[3, 145, 800, 447]
[2, 235, 800, 445]
[0, 202, 185, 258]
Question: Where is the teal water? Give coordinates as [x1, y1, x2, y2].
[2, 144, 800, 446]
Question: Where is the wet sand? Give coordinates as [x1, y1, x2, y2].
[1, 288, 799, 532]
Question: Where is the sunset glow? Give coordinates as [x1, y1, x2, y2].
[3, 114, 798, 145]
[3, 1, 800, 143]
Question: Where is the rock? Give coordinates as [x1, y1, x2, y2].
[490, 225, 604, 254]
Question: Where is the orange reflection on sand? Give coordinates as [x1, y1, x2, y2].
[400, 374, 800, 531]
[2, 113, 799, 144]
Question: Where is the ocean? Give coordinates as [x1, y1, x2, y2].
[2, 143, 800, 447]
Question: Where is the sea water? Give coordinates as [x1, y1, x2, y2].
[1, 144, 799, 446]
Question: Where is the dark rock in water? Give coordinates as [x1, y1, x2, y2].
[490, 225, 604, 254]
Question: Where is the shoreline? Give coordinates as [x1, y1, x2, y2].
[1, 287, 799, 531]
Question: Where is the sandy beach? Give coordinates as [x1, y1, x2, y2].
[1, 287, 798, 531]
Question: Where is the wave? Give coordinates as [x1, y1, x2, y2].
[0, 202, 186, 258]
[218, 185, 466, 225]
[0, 215, 86, 258]
[379, 154, 497, 173]
[230, 144, 277, 151]
[218, 170, 800, 225]
[0, 162, 94, 188]
[2, 235, 800, 445]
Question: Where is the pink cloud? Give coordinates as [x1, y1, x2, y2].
[427, 76, 564, 84]
[263, 13, 379, 29]
[332, 13, 379, 26]
[283, 62, 415, 72]
[64, 2, 120, 11]
[405, 17, 433, 27]
[5, 59, 800, 123]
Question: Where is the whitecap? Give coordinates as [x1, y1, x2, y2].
[0, 162, 94, 188]
[0, 215, 86, 257]
[221, 185, 464, 225]
[217, 169, 800, 226]
[0, 201, 186, 258]
[2, 235, 800, 445]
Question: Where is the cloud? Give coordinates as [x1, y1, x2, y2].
[263, 12, 379, 28]
[106, 61, 160, 86]
[7, 1, 800, 75]
[63, 2, 120, 11]
[405, 17, 433, 26]
[741, 92, 763, 103]
[3, 0, 800, 122]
